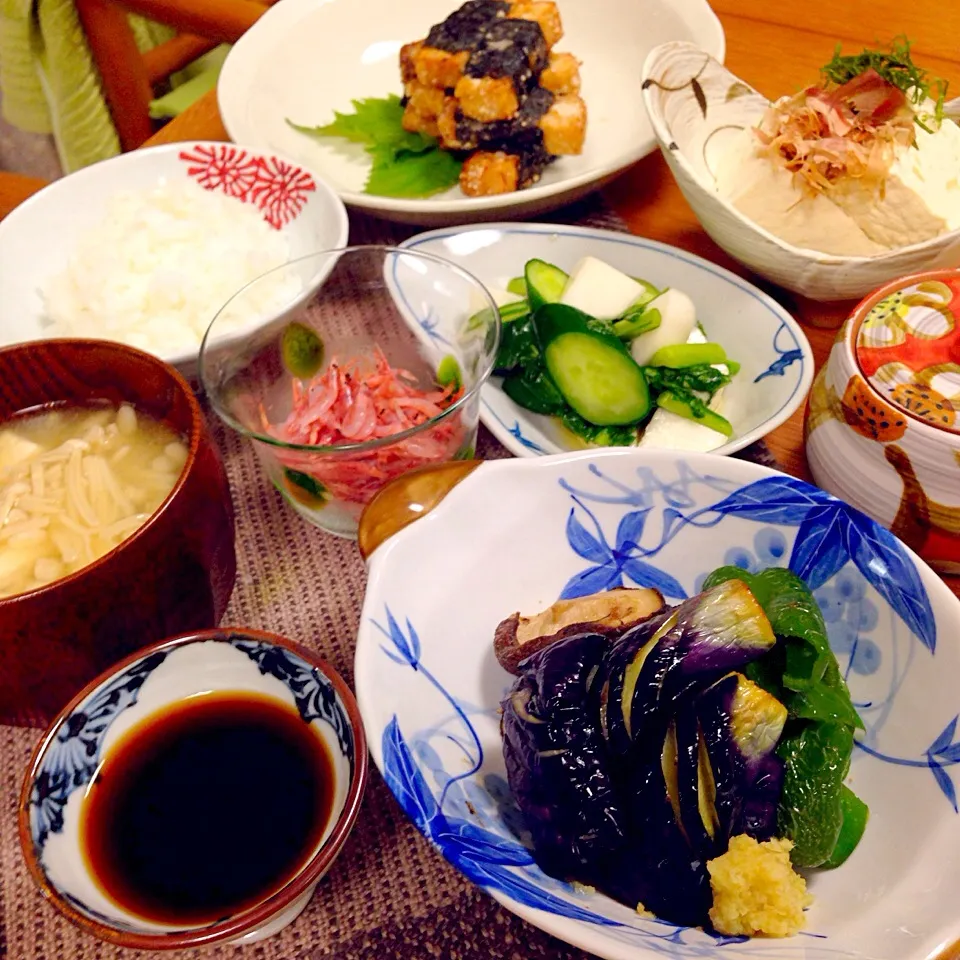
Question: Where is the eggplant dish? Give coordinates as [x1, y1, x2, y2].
[498, 567, 868, 937]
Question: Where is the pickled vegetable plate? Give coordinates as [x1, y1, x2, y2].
[395, 224, 813, 457]
[355, 448, 960, 959]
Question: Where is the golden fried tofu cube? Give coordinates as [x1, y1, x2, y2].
[437, 97, 465, 149]
[541, 51, 580, 95]
[454, 75, 519, 121]
[414, 45, 469, 89]
[400, 40, 423, 83]
[540, 94, 587, 154]
[460, 151, 520, 196]
[509, 1, 563, 48]
[402, 81, 448, 137]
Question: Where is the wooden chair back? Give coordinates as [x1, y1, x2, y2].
[74, 0, 272, 151]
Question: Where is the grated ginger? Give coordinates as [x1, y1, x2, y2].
[707, 835, 812, 937]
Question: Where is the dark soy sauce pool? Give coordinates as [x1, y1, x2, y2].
[80, 691, 335, 925]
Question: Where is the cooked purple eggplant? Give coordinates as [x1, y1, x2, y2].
[678, 672, 788, 861]
[497, 577, 801, 931]
[501, 631, 625, 879]
[597, 728, 713, 927]
[597, 579, 777, 756]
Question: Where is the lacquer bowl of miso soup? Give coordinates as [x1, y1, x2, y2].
[19, 627, 368, 949]
[0, 340, 236, 725]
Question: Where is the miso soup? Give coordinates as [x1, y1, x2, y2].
[0, 402, 187, 599]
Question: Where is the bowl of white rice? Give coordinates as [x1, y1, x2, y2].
[0, 142, 349, 379]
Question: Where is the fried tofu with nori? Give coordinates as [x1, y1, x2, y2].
[454, 75, 520, 121]
[400, 41, 423, 83]
[461, 150, 519, 195]
[539, 93, 586, 154]
[414, 46, 470, 89]
[427, 0, 510, 51]
[401, 81, 449, 136]
[453, 85, 553, 150]
[469, 18, 548, 81]
[508, 0, 563, 48]
[399, 0, 584, 197]
[540, 51, 580, 94]
[460, 149, 549, 195]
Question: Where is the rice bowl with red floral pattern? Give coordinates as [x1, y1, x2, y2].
[0, 141, 348, 378]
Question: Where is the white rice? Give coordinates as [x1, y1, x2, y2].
[40, 179, 302, 356]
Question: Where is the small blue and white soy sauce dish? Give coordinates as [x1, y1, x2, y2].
[19, 628, 367, 949]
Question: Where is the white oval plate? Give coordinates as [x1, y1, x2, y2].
[397, 223, 813, 456]
[0, 142, 348, 380]
[356, 447, 960, 960]
[217, 0, 725, 225]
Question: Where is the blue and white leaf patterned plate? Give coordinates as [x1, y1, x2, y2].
[395, 224, 813, 458]
[355, 449, 960, 960]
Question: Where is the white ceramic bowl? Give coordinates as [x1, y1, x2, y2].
[641, 41, 960, 302]
[806, 269, 960, 575]
[398, 222, 813, 457]
[217, 0, 725, 225]
[0, 141, 349, 378]
[355, 448, 960, 960]
[20, 628, 367, 950]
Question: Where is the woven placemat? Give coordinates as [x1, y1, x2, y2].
[0, 198, 777, 960]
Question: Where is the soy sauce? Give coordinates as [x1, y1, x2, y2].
[80, 691, 334, 925]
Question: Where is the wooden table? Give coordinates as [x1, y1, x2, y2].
[1, 0, 957, 598]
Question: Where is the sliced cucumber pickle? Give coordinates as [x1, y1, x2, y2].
[525, 259, 569, 310]
[534, 304, 650, 426]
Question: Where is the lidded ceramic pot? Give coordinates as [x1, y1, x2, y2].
[806, 270, 960, 574]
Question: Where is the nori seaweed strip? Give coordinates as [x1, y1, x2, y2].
[475, 18, 549, 77]
[426, 0, 510, 53]
[454, 86, 554, 149]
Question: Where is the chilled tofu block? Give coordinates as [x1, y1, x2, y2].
[508, 0, 563, 48]
[539, 94, 586, 155]
[629, 289, 698, 366]
[400, 40, 423, 83]
[541, 51, 581, 94]
[414, 46, 470, 89]
[460, 150, 520, 195]
[560, 256, 648, 320]
[455, 75, 520, 121]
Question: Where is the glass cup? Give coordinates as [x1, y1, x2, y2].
[199, 246, 500, 539]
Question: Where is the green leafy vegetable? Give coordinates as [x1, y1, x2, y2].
[559, 409, 638, 446]
[612, 306, 661, 341]
[820, 35, 949, 126]
[365, 145, 462, 198]
[287, 94, 462, 198]
[643, 364, 732, 419]
[495, 316, 540, 373]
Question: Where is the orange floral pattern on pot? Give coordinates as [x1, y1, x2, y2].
[857, 278, 960, 435]
[840, 374, 907, 442]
